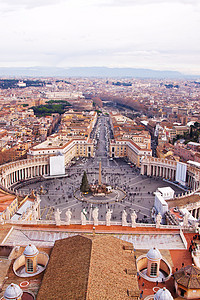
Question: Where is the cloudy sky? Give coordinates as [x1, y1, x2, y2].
[0, 0, 199, 74]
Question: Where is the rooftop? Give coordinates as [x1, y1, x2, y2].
[37, 235, 140, 300]
[174, 265, 200, 289]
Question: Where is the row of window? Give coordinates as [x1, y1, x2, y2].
[27, 258, 33, 272]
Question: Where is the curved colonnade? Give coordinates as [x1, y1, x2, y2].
[0, 156, 200, 219]
[141, 156, 200, 191]
[0, 157, 49, 190]
[141, 157, 200, 220]
[0, 156, 199, 191]
[141, 156, 200, 220]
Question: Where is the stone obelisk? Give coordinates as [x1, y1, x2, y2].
[98, 160, 102, 186]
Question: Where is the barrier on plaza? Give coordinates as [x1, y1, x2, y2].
[4, 218, 185, 230]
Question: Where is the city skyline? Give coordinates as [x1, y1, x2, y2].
[0, 0, 200, 75]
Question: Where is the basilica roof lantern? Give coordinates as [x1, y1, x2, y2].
[147, 247, 162, 261]
[3, 283, 23, 300]
[154, 287, 173, 300]
[23, 244, 39, 257]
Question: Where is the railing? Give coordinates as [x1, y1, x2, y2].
[4, 219, 185, 230]
[136, 223, 156, 228]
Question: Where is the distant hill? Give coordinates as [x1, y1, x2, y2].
[0, 66, 197, 79]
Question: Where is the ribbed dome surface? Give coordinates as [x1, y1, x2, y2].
[154, 287, 173, 300]
[4, 283, 23, 299]
[147, 247, 162, 261]
[23, 244, 39, 257]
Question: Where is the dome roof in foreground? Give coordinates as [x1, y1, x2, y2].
[147, 247, 162, 261]
[23, 244, 39, 257]
[4, 283, 23, 300]
[154, 287, 173, 300]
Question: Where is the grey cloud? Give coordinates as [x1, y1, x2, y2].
[0, 0, 65, 9]
[101, 0, 200, 6]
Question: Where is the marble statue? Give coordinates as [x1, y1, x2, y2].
[122, 210, 127, 226]
[65, 209, 72, 225]
[131, 210, 137, 228]
[54, 208, 62, 226]
[106, 209, 113, 226]
[156, 212, 162, 228]
[92, 207, 99, 226]
[81, 208, 87, 225]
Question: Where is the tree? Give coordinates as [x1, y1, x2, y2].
[80, 171, 90, 193]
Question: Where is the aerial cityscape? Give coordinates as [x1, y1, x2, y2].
[0, 0, 200, 300]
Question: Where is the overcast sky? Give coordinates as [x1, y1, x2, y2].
[0, 0, 199, 74]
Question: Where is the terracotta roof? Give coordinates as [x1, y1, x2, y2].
[0, 225, 13, 244]
[174, 265, 200, 289]
[0, 189, 16, 212]
[87, 235, 139, 300]
[0, 195, 16, 203]
[0, 189, 16, 199]
[37, 235, 139, 300]
[37, 235, 92, 300]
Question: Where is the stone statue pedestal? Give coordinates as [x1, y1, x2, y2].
[65, 209, 72, 226]
[92, 207, 99, 226]
[54, 209, 61, 226]
[81, 209, 87, 225]
[131, 211, 137, 228]
[106, 209, 112, 226]
[122, 210, 127, 226]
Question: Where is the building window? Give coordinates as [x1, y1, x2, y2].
[150, 263, 157, 276]
[27, 258, 33, 273]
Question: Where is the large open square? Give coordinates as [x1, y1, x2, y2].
[16, 115, 184, 224]
[17, 156, 183, 223]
